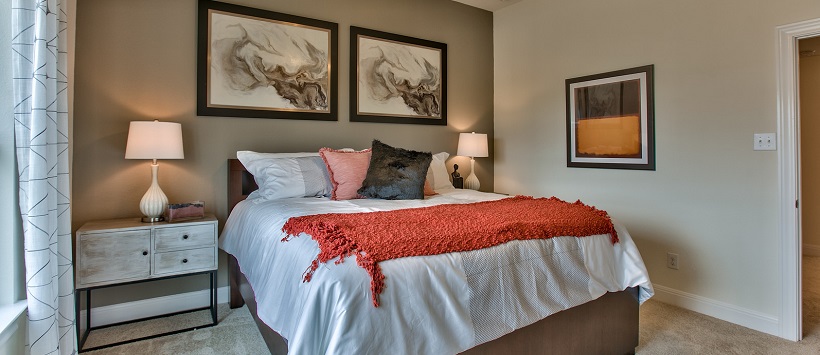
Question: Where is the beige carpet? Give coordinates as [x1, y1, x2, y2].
[637, 255, 820, 354]
[83, 304, 269, 355]
[85, 257, 820, 354]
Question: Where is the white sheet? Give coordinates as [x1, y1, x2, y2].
[219, 189, 653, 355]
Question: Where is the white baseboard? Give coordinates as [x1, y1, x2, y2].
[803, 243, 820, 256]
[79, 286, 229, 329]
[651, 284, 779, 337]
[66, 283, 792, 339]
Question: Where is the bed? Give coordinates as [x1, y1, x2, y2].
[221, 157, 652, 354]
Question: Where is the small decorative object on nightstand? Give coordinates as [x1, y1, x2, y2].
[451, 163, 464, 188]
[166, 201, 205, 222]
[125, 120, 185, 222]
[74, 215, 218, 352]
[457, 132, 488, 190]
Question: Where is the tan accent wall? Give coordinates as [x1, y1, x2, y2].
[73, 0, 493, 306]
[494, 0, 820, 318]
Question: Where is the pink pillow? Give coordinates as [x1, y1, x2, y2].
[424, 179, 437, 196]
[319, 148, 372, 200]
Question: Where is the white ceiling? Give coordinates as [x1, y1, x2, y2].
[451, 0, 522, 12]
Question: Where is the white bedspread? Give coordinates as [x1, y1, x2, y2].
[219, 189, 653, 355]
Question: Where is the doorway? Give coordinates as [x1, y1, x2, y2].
[799, 36, 820, 339]
[775, 18, 820, 342]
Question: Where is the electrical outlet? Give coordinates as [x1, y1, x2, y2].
[667, 252, 679, 270]
[753, 133, 776, 151]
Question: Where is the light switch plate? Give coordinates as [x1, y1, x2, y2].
[754, 133, 776, 151]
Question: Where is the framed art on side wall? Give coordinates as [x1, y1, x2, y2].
[350, 26, 447, 125]
[197, 0, 338, 120]
[566, 65, 655, 170]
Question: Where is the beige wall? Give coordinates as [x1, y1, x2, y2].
[494, 0, 820, 321]
[73, 0, 493, 306]
[801, 37, 820, 248]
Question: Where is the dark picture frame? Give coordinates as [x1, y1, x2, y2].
[197, 0, 338, 121]
[566, 65, 655, 170]
[350, 26, 447, 125]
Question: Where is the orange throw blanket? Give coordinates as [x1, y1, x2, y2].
[282, 196, 617, 306]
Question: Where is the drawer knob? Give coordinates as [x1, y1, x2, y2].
[142, 251, 148, 256]
[182, 258, 188, 263]
[183, 235, 189, 240]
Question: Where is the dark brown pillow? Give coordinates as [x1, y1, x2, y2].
[358, 140, 432, 200]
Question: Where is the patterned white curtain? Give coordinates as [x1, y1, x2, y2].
[12, 0, 77, 354]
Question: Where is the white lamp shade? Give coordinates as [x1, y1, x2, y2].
[125, 121, 184, 160]
[457, 132, 489, 158]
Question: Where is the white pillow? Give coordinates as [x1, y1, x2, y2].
[237, 151, 332, 201]
[426, 152, 454, 190]
[238, 150, 319, 159]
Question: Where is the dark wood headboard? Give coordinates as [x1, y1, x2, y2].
[228, 159, 258, 213]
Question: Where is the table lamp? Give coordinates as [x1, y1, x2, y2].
[457, 132, 488, 190]
[125, 120, 184, 222]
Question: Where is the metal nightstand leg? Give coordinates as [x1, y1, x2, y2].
[76, 271, 219, 353]
[210, 271, 218, 325]
[75, 288, 92, 351]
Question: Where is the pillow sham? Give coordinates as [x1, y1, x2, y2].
[319, 147, 372, 200]
[424, 180, 437, 196]
[237, 151, 332, 201]
[358, 140, 432, 200]
[426, 152, 454, 190]
[237, 151, 319, 159]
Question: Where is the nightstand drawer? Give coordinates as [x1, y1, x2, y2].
[77, 230, 151, 287]
[154, 224, 215, 251]
[153, 246, 216, 275]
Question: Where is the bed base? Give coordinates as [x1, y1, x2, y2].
[228, 254, 637, 355]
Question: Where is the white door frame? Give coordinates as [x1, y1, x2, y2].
[777, 18, 820, 342]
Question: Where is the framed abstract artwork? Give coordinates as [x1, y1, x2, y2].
[566, 65, 655, 170]
[197, 0, 338, 120]
[350, 26, 447, 125]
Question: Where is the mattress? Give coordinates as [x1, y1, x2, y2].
[219, 189, 653, 354]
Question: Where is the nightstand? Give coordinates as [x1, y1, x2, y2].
[74, 215, 218, 352]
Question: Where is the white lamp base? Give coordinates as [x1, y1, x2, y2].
[464, 158, 480, 190]
[140, 163, 168, 223]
